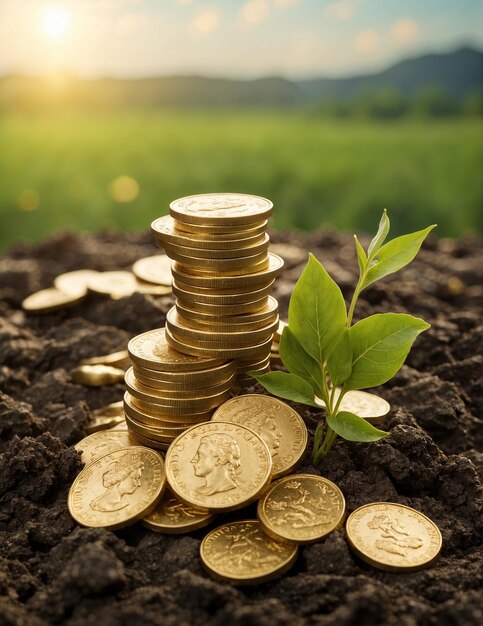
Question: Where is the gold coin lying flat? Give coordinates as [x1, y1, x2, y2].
[54, 269, 100, 297]
[142, 489, 216, 534]
[132, 255, 172, 286]
[316, 390, 390, 424]
[170, 193, 273, 226]
[88, 271, 138, 299]
[75, 431, 136, 465]
[257, 474, 345, 544]
[86, 414, 126, 434]
[201, 520, 297, 585]
[135, 279, 172, 296]
[81, 350, 130, 368]
[346, 502, 442, 572]
[212, 395, 307, 478]
[72, 364, 125, 386]
[129, 431, 169, 451]
[68, 447, 166, 530]
[166, 421, 272, 512]
[22, 288, 85, 313]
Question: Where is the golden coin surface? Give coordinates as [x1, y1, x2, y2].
[143, 489, 216, 534]
[81, 350, 130, 368]
[124, 391, 213, 426]
[316, 390, 390, 423]
[135, 279, 172, 296]
[68, 447, 166, 530]
[346, 502, 442, 572]
[165, 327, 273, 360]
[163, 235, 269, 260]
[132, 366, 235, 392]
[166, 421, 272, 512]
[22, 288, 85, 313]
[54, 269, 100, 297]
[86, 414, 126, 434]
[92, 400, 124, 418]
[201, 520, 297, 584]
[176, 295, 278, 325]
[175, 295, 268, 317]
[175, 218, 268, 235]
[75, 431, 135, 465]
[72, 364, 125, 386]
[132, 254, 172, 286]
[257, 474, 346, 544]
[212, 395, 307, 478]
[274, 320, 288, 342]
[129, 432, 169, 450]
[132, 360, 235, 386]
[128, 327, 224, 372]
[172, 280, 274, 306]
[170, 193, 273, 226]
[165, 246, 268, 271]
[88, 271, 138, 299]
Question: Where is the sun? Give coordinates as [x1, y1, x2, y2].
[41, 5, 72, 39]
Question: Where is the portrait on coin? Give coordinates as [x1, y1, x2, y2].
[90, 453, 145, 512]
[241, 408, 282, 456]
[191, 432, 241, 496]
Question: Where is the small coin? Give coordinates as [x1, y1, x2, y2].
[54, 269, 100, 297]
[22, 288, 85, 313]
[172, 280, 274, 306]
[175, 295, 269, 317]
[212, 395, 307, 478]
[92, 401, 124, 418]
[68, 446, 166, 530]
[88, 271, 138, 299]
[128, 327, 224, 372]
[129, 392, 228, 418]
[176, 295, 278, 325]
[175, 218, 268, 236]
[132, 360, 235, 386]
[346, 502, 442, 572]
[75, 431, 135, 465]
[176, 255, 269, 277]
[135, 279, 172, 296]
[129, 432, 169, 451]
[274, 320, 288, 342]
[71, 364, 125, 386]
[163, 235, 269, 260]
[165, 247, 269, 271]
[176, 311, 277, 333]
[316, 390, 390, 424]
[257, 474, 346, 544]
[142, 489, 216, 534]
[86, 414, 126, 434]
[166, 421, 272, 512]
[170, 193, 273, 226]
[124, 391, 213, 426]
[81, 350, 130, 368]
[132, 255, 172, 286]
[200, 520, 297, 585]
[124, 413, 187, 443]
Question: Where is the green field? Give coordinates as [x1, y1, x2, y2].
[0, 111, 481, 250]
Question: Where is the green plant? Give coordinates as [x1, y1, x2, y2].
[250, 210, 436, 465]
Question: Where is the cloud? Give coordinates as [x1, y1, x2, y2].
[188, 5, 220, 36]
[391, 18, 419, 44]
[354, 29, 379, 54]
[239, 0, 270, 27]
[325, 1, 358, 22]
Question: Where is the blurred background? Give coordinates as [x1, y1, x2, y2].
[0, 0, 482, 250]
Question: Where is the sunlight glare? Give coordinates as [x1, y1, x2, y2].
[41, 6, 72, 39]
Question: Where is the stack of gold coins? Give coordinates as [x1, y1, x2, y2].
[125, 328, 236, 449]
[151, 193, 284, 385]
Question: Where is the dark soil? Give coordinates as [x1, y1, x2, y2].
[0, 228, 481, 626]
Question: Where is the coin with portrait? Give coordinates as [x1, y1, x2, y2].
[212, 395, 307, 478]
[75, 431, 135, 465]
[68, 446, 166, 530]
[166, 421, 272, 512]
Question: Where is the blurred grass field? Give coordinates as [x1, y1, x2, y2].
[0, 110, 481, 250]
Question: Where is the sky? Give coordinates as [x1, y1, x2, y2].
[0, 0, 482, 79]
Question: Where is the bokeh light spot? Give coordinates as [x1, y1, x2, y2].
[108, 176, 140, 203]
[17, 189, 40, 211]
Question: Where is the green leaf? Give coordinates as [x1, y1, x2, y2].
[326, 328, 352, 387]
[345, 313, 430, 390]
[279, 327, 324, 396]
[354, 235, 367, 275]
[288, 253, 347, 365]
[327, 411, 389, 442]
[248, 371, 320, 408]
[367, 208, 390, 262]
[363, 225, 436, 289]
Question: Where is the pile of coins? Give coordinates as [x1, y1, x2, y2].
[151, 193, 284, 384]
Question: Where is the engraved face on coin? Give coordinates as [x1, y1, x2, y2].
[142, 489, 216, 534]
[68, 447, 166, 530]
[257, 474, 346, 544]
[200, 520, 298, 584]
[346, 502, 442, 572]
[75, 431, 135, 465]
[132, 255, 172, 286]
[22, 288, 85, 313]
[54, 269, 100, 297]
[316, 390, 390, 422]
[166, 421, 272, 512]
[211, 395, 307, 478]
[170, 193, 273, 226]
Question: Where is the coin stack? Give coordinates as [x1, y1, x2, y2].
[151, 193, 284, 385]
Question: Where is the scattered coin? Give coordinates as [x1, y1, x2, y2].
[345, 502, 442, 572]
[54, 269, 100, 297]
[169, 193, 273, 226]
[257, 474, 346, 544]
[132, 254, 172, 286]
[135, 279, 172, 296]
[200, 520, 298, 584]
[316, 390, 390, 423]
[92, 401, 124, 418]
[212, 395, 307, 478]
[142, 489, 216, 534]
[22, 288, 85, 313]
[87, 271, 138, 299]
[71, 364, 125, 386]
[86, 414, 126, 434]
[75, 431, 135, 465]
[81, 350, 130, 368]
[166, 421, 272, 512]
[68, 447, 166, 530]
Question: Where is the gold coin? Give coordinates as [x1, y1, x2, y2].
[315, 390, 390, 424]
[163, 235, 269, 260]
[142, 489, 216, 534]
[176, 295, 278, 325]
[165, 327, 273, 360]
[174, 218, 268, 236]
[176, 311, 277, 333]
[236, 354, 271, 371]
[54, 269, 100, 297]
[174, 277, 275, 296]
[172, 279, 274, 306]
[132, 360, 236, 386]
[128, 327, 224, 372]
[124, 413, 187, 442]
[175, 295, 268, 317]
[200, 520, 297, 584]
[68, 447, 166, 530]
[124, 392, 212, 426]
[135, 279, 172, 296]
[86, 414, 126, 434]
[176, 256, 269, 277]
[169, 193, 273, 226]
[165, 247, 269, 271]
[166, 421, 272, 512]
[75, 431, 136, 465]
[92, 400, 124, 418]
[346, 502, 442, 572]
[132, 254, 172, 286]
[87, 271, 138, 299]
[274, 320, 288, 342]
[129, 393, 227, 418]
[212, 395, 307, 478]
[22, 288, 85, 313]
[129, 432, 169, 450]
[71, 364, 125, 386]
[81, 350, 130, 368]
[171, 253, 283, 289]
[133, 367, 235, 392]
[257, 474, 346, 544]
[108, 421, 128, 431]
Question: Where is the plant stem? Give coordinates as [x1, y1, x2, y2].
[347, 277, 363, 326]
